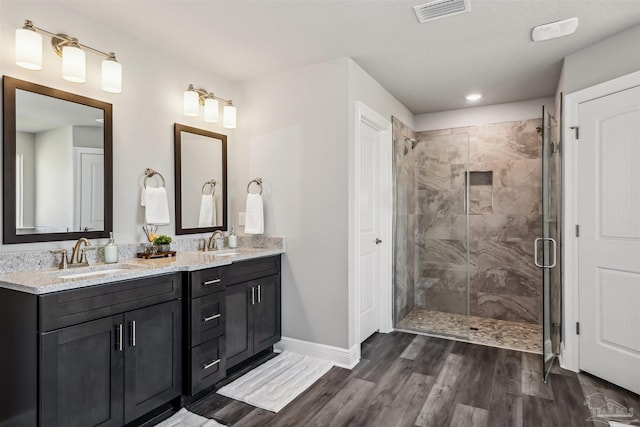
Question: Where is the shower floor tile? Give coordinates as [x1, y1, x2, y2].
[397, 308, 543, 354]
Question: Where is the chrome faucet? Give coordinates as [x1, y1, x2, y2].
[70, 238, 91, 267]
[207, 231, 225, 251]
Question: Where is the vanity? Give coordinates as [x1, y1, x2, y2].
[0, 249, 283, 427]
[0, 74, 278, 426]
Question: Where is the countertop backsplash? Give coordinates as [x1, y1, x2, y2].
[0, 235, 284, 274]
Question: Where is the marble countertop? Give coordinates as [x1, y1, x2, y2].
[0, 247, 284, 295]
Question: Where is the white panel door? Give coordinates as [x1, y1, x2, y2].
[75, 149, 104, 231]
[359, 122, 381, 342]
[578, 85, 640, 394]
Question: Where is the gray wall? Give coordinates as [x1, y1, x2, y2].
[560, 25, 640, 94]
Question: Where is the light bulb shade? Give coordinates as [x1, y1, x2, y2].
[184, 90, 199, 117]
[62, 45, 86, 83]
[101, 58, 122, 93]
[204, 98, 219, 122]
[15, 28, 42, 70]
[223, 104, 236, 129]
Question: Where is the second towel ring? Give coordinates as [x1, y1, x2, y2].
[202, 179, 217, 196]
[144, 168, 166, 188]
[247, 177, 263, 195]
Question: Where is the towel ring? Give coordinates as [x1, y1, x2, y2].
[202, 179, 217, 196]
[144, 168, 166, 188]
[247, 177, 263, 195]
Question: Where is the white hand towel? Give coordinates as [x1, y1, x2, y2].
[143, 187, 170, 225]
[245, 193, 264, 234]
[198, 194, 214, 227]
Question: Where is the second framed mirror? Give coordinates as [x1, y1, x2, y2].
[174, 123, 227, 235]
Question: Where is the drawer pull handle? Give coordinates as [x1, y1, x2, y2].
[203, 313, 221, 322]
[203, 278, 221, 286]
[203, 359, 220, 370]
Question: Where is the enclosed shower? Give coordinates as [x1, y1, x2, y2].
[393, 113, 560, 362]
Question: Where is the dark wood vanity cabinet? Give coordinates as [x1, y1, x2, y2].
[0, 274, 182, 427]
[224, 256, 281, 370]
[186, 266, 226, 395]
[185, 255, 282, 394]
[40, 299, 182, 426]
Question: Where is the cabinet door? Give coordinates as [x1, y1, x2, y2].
[40, 315, 124, 427]
[253, 274, 281, 353]
[123, 300, 182, 424]
[225, 282, 253, 369]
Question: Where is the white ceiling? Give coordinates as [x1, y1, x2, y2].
[61, 0, 640, 114]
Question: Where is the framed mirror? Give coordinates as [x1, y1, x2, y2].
[3, 76, 113, 243]
[174, 123, 227, 235]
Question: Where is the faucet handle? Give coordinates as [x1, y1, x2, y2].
[51, 249, 68, 269]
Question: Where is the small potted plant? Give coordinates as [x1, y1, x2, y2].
[153, 234, 173, 253]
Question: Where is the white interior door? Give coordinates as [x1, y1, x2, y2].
[578, 85, 640, 394]
[359, 121, 382, 342]
[75, 148, 104, 231]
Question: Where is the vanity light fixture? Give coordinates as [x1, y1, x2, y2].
[15, 19, 122, 93]
[184, 84, 236, 128]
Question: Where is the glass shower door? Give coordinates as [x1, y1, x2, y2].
[538, 106, 557, 381]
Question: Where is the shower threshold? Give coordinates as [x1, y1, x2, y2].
[396, 308, 542, 354]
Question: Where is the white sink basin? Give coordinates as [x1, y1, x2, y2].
[213, 251, 240, 257]
[58, 268, 130, 279]
[48, 263, 145, 280]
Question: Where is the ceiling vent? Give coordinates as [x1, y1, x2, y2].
[413, 0, 471, 23]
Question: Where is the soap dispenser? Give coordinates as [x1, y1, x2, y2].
[104, 232, 119, 264]
[228, 227, 237, 248]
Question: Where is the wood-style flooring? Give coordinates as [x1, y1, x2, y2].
[188, 331, 640, 427]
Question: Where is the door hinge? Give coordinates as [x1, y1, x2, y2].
[570, 126, 579, 139]
[575, 224, 580, 237]
[576, 322, 580, 335]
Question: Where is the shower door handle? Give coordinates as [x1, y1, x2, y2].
[534, 238, 557, 268]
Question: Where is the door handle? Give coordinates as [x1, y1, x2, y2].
[130, 320, 136, 347]
[375, 238, 382, 244]
[534, 238, 542, 268]
[116, 324, 123, 351]
[251, 287, 255, 305]
[548, 238, 557, 268]
[534, 238, 557, 268]
[257, 285, 262, 303]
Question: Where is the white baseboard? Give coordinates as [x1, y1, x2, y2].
[274, 337, 360, 369]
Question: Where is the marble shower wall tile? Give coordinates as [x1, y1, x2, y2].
[412, 118, 542, 325]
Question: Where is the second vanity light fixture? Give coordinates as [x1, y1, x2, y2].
[15, 19, 122, 93]
[184, 84, 236, 129]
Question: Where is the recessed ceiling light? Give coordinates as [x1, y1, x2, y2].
[465, 93, 482, 101]
[532, 17, 578, 42]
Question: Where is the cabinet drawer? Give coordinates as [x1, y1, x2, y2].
[191, 292, 225, 346]
[40, 274, 182, 332]
[190, 267, 223, 298]
[190, 337, 226, 395]
[222, 255, 280, 286]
